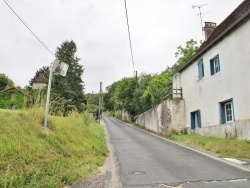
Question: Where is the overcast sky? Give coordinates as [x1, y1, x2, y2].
[1, 0, 244, 93]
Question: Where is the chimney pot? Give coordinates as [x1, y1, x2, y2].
[203, 22, 216, 40]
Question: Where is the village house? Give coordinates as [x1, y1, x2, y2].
[0, 86, 32, 109]
[172, 0, 250, 139]
[30, 71, 47, 89]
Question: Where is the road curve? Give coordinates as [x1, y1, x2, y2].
[103, 116, 250, 188]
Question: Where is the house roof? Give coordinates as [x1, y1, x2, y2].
[0, 86, 32, 98]
[178, 0, 250, 73]
[31, 72, 45, 84]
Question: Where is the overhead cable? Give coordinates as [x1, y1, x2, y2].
[3, 0, 55, 57]
[123, 0, 136, 73]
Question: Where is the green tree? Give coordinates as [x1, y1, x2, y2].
[103, 77, 136, 116]
[103, 81, 118, 112]
[103, 39, 200, 117]
[133, 73, 152, 114]
[115, 77, 136, 115]
[171, 39, 200, 74]
[52, 40, 85, 115]
[0, 73, 14, 91]
[85, 93, 99, 112]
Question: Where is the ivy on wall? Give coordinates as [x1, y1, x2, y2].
[0, 89, 30, 109]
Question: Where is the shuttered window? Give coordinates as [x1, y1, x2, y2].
[191, 110, 201, 129]
[198, 59, 204, 79]
[210, 55, 220, 75]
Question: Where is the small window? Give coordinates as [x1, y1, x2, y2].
[11, 93, 16, 99]
[198, 59, 204, 79]
[220, 99, 234, 124]
[210, 55, 220, 75]
[190, 110, 201, 129]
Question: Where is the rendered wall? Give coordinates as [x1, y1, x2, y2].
[119, 110, 131, 122]
[135, 99, 185, 135]
[173, 19, 250, 129]
[192, 119, 250, 140]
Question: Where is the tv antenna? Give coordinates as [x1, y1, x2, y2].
[192, 4, 209, 34]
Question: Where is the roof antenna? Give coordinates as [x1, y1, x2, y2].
[192, 4, 209, 35]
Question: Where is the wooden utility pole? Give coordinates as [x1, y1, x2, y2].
[135, 70, 138, 89]
[98, 82, 102, 123]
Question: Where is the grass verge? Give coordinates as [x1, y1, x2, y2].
[0, 107, 108, 188]
[168, 131, 250, 160]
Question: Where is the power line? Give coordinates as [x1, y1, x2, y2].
[123, 0, 136, 73]
[3, 0, 55, 57]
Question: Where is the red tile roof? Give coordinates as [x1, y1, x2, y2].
[178, 0, 250, 72]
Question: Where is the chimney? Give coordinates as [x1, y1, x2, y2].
[203, 22, 216, 40]
[5, 85, 11, 90]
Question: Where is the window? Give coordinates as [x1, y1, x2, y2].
[210, 55, 220, 75]
[198, 59, 204, 79]
[190, 110, 201, 129]
[220, 99, 234, 124]
[11, 93, 16, 99]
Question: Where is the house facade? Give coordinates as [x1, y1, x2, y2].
[173, 0, 250, 139]
[0, 86, 32, 109]
[31, 71, 46, 89]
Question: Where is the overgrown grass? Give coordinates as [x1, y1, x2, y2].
[0, 107, 108, 188]
[167, 131, 250, 160]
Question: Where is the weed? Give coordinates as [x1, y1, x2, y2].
[0, 107, 108, 187]
[171, 133, 250, 160]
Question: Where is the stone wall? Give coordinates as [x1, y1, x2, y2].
[135, 99, 185, 135]
[119, 110, 131, 122]
[192, 119, 250, 140]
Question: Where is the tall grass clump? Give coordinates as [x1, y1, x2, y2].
[167, 132, 250, 160]
[0, 107, 107, 188]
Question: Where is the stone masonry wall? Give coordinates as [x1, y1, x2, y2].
[135, 99, 185, 135]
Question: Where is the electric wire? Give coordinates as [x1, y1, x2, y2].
[123, 0, 136, 73]
[3, 0, 55, 57]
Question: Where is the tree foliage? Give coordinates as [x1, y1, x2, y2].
[103, 39, 200, 119]
[0, 73, 14, 91]
[171, 39, 200, 74]
[51, 40, 85, 115]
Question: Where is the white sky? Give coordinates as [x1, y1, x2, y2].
[0, 0, 244, 93]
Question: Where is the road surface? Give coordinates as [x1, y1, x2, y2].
[103, 116, 250, 188]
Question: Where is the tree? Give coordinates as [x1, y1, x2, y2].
[52, 40, 85, 115]
[85, 93, 99, 112]
[103, 39, 201, 118]
[0, 73, 14, 91]
[103, 81, 118, 112]
[172, 39, 200, 74]
[133, 73, 152, 114]
[103, 77, 136, 116]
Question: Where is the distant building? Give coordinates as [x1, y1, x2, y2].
[172, 0, 250, 139]
[0, 86, 32, 109]
[30, 71, 46, 89]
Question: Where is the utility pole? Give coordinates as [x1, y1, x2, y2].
[135, 70, 138, 89]
[192, 4, 209, 34]
[98, 82, 103, 123]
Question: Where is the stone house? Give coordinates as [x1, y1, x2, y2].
[0, 86, 32, 109]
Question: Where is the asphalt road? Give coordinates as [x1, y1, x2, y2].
[103, 116, 250, 188]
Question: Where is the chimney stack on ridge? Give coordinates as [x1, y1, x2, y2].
[203, 22, 216, 40]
